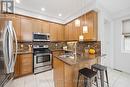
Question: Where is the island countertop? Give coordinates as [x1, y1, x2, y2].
[54, 52, 101, 65]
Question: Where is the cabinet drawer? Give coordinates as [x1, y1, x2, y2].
[21, 66, 32, 75]
[19, 54, 33, 75]
[20, 54, 32, 63]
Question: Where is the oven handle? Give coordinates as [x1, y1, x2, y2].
[34, 53, 51, 56]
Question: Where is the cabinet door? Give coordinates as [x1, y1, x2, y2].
[77, 17, 83, 40]
[50, 23, 58, 41]
[57, 24, 64, 41]
[19, 54, 33, 75]
[72, 21, 78, 40]
[53, 57, 64, 87]
[68, 22, 73, 40]
[32, 19, 42, 33]
[65, 24, 69, 41]
[14, 55, 20, 78]
[21, 16, 33, 41]
[41, 21, 50, 33]
[12, 15, 21, 41]
[83, 11, 97, 40]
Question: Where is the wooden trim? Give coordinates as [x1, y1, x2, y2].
[14, 13, 64, 25]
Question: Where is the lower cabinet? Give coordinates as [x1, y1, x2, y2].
[14, 54, 33, 78]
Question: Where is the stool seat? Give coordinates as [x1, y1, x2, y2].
[79, 68, 97, 78]
[92, 64, 107, 71]
[77, 68, 98, 87]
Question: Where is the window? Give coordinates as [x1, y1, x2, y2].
[122, 19, 130, 51]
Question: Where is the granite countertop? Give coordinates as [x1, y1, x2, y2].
[54, 53, 101, 65]
[16, 51, 33, 55]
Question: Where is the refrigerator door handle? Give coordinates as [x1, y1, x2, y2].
[11, 21, 17, 70]
[7, 21, 17, 73]
[3, 22, 11, 73]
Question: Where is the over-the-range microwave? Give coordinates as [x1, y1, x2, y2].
[33, 33, 50, 41]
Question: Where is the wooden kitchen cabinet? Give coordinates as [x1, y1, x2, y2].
[20, 16, 33, 41]
[65, 22, 77, 40]
[64, 25, 69, 41]
[12, 15, 21, 41]
[41, 21, 50, 33]
[53, 57, 64, 87]
[14, 54, 33, 78]
[14, 55, 20, 78]
[65, 11, 97, 41]
[53, 57, 74, 87]
[19, 54, 33, 75]
[57, 24, 64, 41]
[50, 22, 58, 41]
[32, 19, 42, 33]
[50, 22, 65, 41]
[83, 11, 97, 40]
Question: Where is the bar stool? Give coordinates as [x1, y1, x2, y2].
[91, 64, 109, 87]
[77, 68, 98, 87]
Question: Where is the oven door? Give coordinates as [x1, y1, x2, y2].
[34, 53, 52, 68]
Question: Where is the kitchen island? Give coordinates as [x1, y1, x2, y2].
[52, 51, 101, 87]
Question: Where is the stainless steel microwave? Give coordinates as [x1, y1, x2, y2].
[33, 33, 50, 41]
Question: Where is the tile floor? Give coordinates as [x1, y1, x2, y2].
[11, 68, 130, 87]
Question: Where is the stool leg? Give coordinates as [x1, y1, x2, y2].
[95, 76, 98, 87]
[77, 73, 81, 87]
[100, 71, 104, 87]
[87, 78, 90, 87]
[105, 70, 109, 87]
[84, 77, 87, 87]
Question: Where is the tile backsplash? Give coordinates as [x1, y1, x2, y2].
[17, 41, 101, 54]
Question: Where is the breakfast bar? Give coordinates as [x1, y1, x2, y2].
[53, 50, 101, 87]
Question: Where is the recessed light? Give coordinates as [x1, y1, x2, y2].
[15, 0, 20, 3]
[41, 8, 45, 11]
[58, 13, 62, 17]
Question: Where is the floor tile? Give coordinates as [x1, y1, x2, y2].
[12, 69, 130, 87]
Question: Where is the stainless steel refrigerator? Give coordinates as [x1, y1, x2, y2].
[0, 20, 17, 87]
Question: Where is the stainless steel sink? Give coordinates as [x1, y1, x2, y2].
[59, 54, 75, 59]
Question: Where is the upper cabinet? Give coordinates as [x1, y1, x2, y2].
[65, 11, 97, 41]
[50, 23, 58, 41]
[50, 23, 64, 41]
[83, 11, 97, 40]
[20, 16, 33, 41]
[41, 21, 50, 33]
[32, 19, 42, 33]
[12, 15, 21, 41]
[57, 24, 64, 41]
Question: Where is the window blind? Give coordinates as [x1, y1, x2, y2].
[122, 19, 130, 36]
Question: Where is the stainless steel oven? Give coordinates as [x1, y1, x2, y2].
[33, 45, 52, 74]
[33, 33, 50, 41]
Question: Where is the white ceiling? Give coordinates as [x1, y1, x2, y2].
[15, 0, 130, 23]
[98, 0, 130, 15]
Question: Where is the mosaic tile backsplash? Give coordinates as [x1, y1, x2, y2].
[17, 41, 101, 55]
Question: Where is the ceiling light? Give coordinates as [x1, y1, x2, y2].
[41, 8, 45, 11]
[15, 0, 20, 3]
[58, 13, 62, 17]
